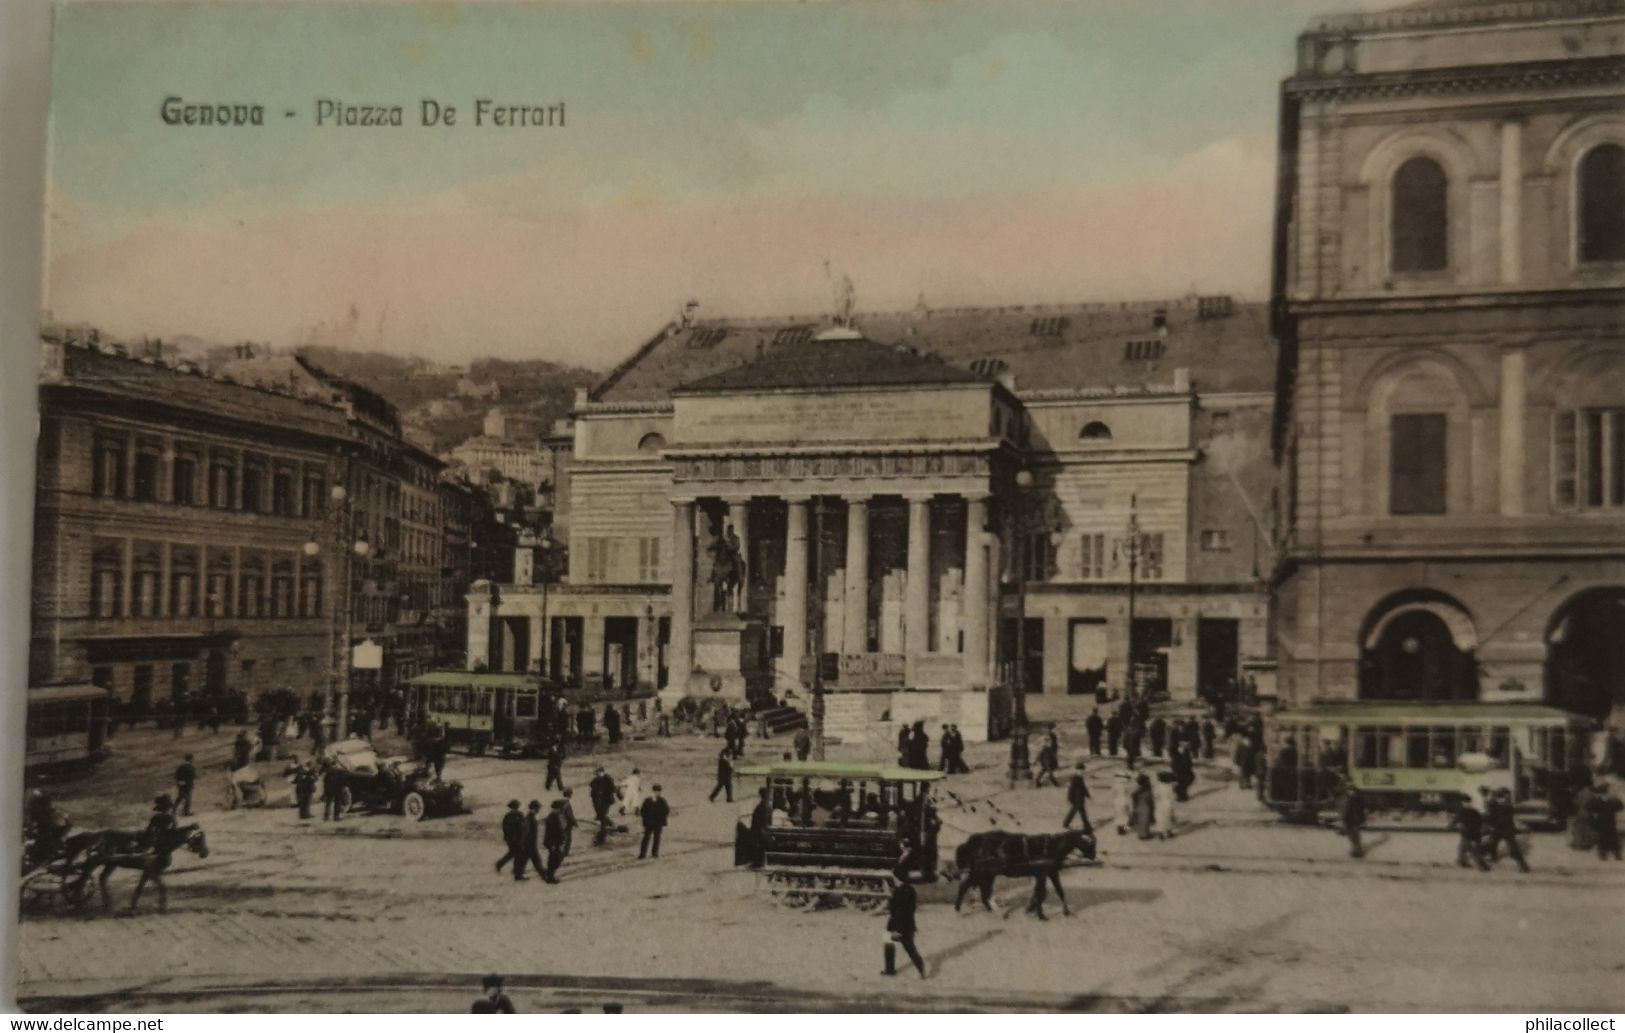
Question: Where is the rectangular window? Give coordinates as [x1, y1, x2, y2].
[1200, 529, 1230, 551]
[1553, 409, 1624, 510]
[172, 451, 198, 506]
[170, 546, 199, 618]
[1079, 533, 1106, 581]
[1139, 533, 1165, 581]
[131, 544, 161, 618]
[302, 472, 326, 517]
[637, 537, 661, 582]
[133, 444, 161, 502]
[91, 542, 123, 618]
[131, 666, 153, 710]
[586, 538, 610, 583]
[171, 662, 190, 697]
[241, 456, 266, 513]
[209, 456, 236, 510]
[1390, 413, 1448, 515]
[92, 437, 126, 498]
[1554, 411, 1578, 507]
[271, 467, 295, 517]
[1024, 533, 1051, 582]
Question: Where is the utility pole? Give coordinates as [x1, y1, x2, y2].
[809, 497, 826, 761]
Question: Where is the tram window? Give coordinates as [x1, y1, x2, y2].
[1431, 728, 1457, 768]
[1460, 728, 1482, 754]
[1355, 729, 1381, 767]
[1377, 728, 1403, 767]
[473, 691, 492, 716]
[516, 693, 537, 719]
[1406, 728, 1430, 768]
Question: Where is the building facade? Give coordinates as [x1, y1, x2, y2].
[471, 295, 1279, 740]
[1271, 0, 1625, 726]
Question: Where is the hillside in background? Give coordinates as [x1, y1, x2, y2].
[296, 346, 601, 451]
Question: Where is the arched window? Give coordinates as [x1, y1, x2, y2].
[1578, 143, 1625, 263]
[1392, 156, 1448, 273]
[1079, 421, 1112, 441]
[637, 432, 666, 454]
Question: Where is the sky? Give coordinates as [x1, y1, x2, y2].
[42, 0, 1387, 369]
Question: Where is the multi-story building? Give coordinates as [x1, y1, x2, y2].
[31, 333, 348, 709]
[1271, 0, 1625, 727]
[397, 443, 447, 681]
[470, 296, 1278, 739]
[449, 434, 549, 486]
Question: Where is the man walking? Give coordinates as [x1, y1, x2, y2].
[883, 871, 927, 979]
[1148, 716, 1167, 758]
[947, 725, 969, 774]
[1455, 792, 1490, 871]
[619, 767, 644, 815]
[174, 753, 196, 817]
[1062, 760, 1092, 831]
[542, 800, 568, 882]
[590, 767, 618, 846]
[322, 760, 345, 821]
[293, 761, 317, 821]
[709, 748, 734, 802]
[545, 739, 566, 792]
[560, 787, 579, 854]
[604, 704, 622, 745]
[1484, 787, 1531, 873]
[794, 726, 812, 762]
[1085, 708, 1104, 757]
[1339, 784, 1366, 859]
[523, 800, 547, 882]
[1106, 711, 1122, 757]
[638, 784, 670, 859]
[495, 800, 527, 879]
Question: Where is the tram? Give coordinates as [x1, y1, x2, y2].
[732, 761, 945, 909]
[1260, 703, 1597, 822]
[25, 683, 112, 776]
[405, 671, 565, 756]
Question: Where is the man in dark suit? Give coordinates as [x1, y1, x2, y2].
[495, 800, 526, 879]
[293, 761, 317, 821]
[590, 767, 618, 845]
[1455, 792, 1490, 871]
[709, 747, 734, 802]
[1484, 787, 1530, 873]
[748, 787, 772, 869]
[638, 785, 670, 859]
[545, 739, 566, 792]
[523, 800, 547, 881]
[322, 761, 345, 821]
[174, 754, 196, 817]
[1062, 760, 1092, 831]
[1106, 712, 1123, 757]
[1085, 709, 1104, 756]
[542, 800, 568, 883]
[883, 870, 927, 978]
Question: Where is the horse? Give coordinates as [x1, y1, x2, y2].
[951, 828, 1096, 919]
[79, 824, 209, 914]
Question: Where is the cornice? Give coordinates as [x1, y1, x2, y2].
[1285, 55, 1625, 103]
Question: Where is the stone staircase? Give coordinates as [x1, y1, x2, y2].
[755, 704, 807, 736]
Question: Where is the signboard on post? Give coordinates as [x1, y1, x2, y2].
[352, 640, 384, 671]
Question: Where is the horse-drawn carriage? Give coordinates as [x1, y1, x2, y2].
[20, 818, 208, 915]
[732, 761, 943, 910]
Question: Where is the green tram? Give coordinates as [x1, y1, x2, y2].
[1261, 703, 1596, 823]
[405, 671, 565, 756]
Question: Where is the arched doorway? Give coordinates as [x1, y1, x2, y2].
[1546, 589, 1625, 720]
[1359, 592, 1480, 701]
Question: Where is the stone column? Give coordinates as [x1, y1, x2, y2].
[1499, 345, 1528, 516]
[843, 496, 870, 654]
[905, 495, 932, 658]
[727, 497, 750, 611]
[1500, 120, 1523, 286]
[667, 499, 696, 696]
[782, 497, 809, 686]
[962, 494, 990, 685]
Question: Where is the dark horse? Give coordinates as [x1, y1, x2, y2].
[952, 829, 1096, 919]
[79, 824, 209, 914]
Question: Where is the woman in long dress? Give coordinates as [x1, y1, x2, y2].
[1113, 772, 1134, 835]
[1132, 774, 1156, 840]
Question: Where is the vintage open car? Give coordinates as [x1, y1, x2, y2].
[325, 737, 465, 820]
[732, 760, 945, 909]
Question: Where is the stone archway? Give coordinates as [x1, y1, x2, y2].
[1546, 588, 1625, 720]
[1358, 591, 1480, 701]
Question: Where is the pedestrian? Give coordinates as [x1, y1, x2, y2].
[908, 723, 930, 770]
[293, 761, 317, 820]
[794, 726, 812, 762]
[897, 724, 912, 768]
[1085, 708, 1104, 757]
[619, 767, 644, 815]
[1201, 718, 1217, 761]
[543, 800, 568, 882]
[1587, 781, 1622, 861]
[1062, 760, 1092, 831]
[1235, 734, 1256, 790]
[590, 767, 618, 845]
[545, 738, 566, 792]
[604, 704, 622, 745]
[1106, 711, 1122, 757]
[1170, 741, 1195, 802]
[230, 730, 252, 772]
[1484, 787, 1530, 873]
[1149, 716, 1167, 758]
[495, 800, 527, 879]
[1035, 732, 1060, 787]
[709, 748, 734, 802]
[1572, 777, 1598, 851]
[560, 787, 578, 855]
[1455, 793, 1490, 871]
[471, 974, 516, 1014]
[948, 725, 969, 774]
[1123, 723, 1142, 771]
[748, 787, 772, 869]
[1132, 773, 1156, 840]
[170, 753, 197, 817]
[523, 800, 546, 881]
[1339, 784, 1366, 859]
[1112, 771, 1134, 835]
[883, 870, 927, 979]
[1152, 771, 1177, 839]
[322, 760, 345, 821]
[937, 725, 952, 771]
[638, 784, 670, 859]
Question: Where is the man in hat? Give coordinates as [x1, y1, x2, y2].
[543, 800, 569, 882]
[523, 800, 547, 881]
[883, 869, 927, 978]
[1455, 790, 1490, 871]
[495, 800, 527, 879]
[293, 761, 317, 821]
[471, 974, 515, 1013]
[1085, 708, 1104, 757]
[560, 787, 579, 855]
[589, 767, 618, 845]
[544, 738, 566, 792]
[174, 753, 196, 817]
[144, 794, 177, 852]
[1484, 787, 1530, 873]
[322, 759, 345, 821]
[1062, 760, 1093, 832]
[1338, 783, 1366, 859]
[709, 747, 734, 803]
[638, 784, 670, 859]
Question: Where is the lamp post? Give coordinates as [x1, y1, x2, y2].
[1007, 468, 1036, 783]
[809, 497, 827, 761]
[308, 482, 371, 741]
[535, 527, 555, 680]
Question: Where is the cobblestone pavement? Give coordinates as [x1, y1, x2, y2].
[18, 716, 1625, 1012]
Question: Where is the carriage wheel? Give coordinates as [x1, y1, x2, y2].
[402, 792, 426, 822]
[336, 786, 354, 815]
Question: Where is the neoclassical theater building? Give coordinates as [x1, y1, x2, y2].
[1272, 0, 1625, 727]
[469, 295, 1277, 741]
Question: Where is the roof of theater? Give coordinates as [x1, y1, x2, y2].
[590, 296, 1273, 405]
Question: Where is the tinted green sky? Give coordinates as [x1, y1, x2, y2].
[44, 0, 1378, 366]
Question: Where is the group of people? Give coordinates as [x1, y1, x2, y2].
[495, 760, 673, 879]
[1083, 702, 1222, 771]
[894, 721, 969, 773]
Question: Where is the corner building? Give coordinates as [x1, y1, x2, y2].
[1272, 0, 1625, 726]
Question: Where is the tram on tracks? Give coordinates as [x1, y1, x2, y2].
[731, 761, 944, 910]
[25, 683, 112, 778]
[405, 671, 566, 756]
[1260, 703, 1597, 823]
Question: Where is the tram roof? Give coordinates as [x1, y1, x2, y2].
[734, 761, 946, 782]
[406, 671, 555, 689]
[27, 683, 107, 703]
[1271, 703, 1591, 726]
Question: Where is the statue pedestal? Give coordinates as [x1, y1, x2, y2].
[683, 612, 769, 705]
